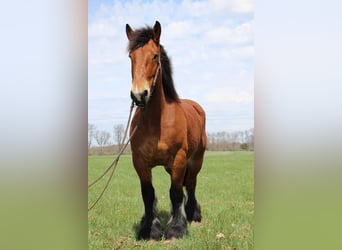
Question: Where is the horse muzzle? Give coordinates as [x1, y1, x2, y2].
[131, 89, 149, 107]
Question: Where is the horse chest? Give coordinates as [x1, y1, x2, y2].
[139, 137, 168, 155]
[132, 132, 180, 166]
[131, 108, 187, 165]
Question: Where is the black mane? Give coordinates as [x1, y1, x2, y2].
[127, 26, 180, 102]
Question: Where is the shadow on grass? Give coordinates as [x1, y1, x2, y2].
[132, 210, 171, 240]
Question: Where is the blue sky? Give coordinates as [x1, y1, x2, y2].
[88, 0, 254, 138]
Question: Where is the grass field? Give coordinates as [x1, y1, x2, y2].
[88, 151, 254, 249]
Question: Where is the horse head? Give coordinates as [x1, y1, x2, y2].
[126, 21, 161, 107]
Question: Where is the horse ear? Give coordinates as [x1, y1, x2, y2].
[126, 24, 134, 41]
[153, 21, 161, 44]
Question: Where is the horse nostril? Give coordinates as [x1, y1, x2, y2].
[130, 91, 136, 101]
[142, 90, 148, 98]
[131, 90, 149, 106]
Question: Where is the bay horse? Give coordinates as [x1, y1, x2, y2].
[126, 21, 207, 240]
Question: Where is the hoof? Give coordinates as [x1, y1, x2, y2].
[165, 225, 188, 239]
[165, 217, 188, 239]
[138, 227, 151, 240]
[138, 217, 162, 241]
[185, 202, 202, 222]
[192, 205, 202, 222]
[150, 218, 163, 240]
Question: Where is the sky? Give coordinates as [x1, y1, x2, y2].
[88, 0, 254, 138]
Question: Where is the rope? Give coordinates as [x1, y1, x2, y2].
[88, 101, 137, 211]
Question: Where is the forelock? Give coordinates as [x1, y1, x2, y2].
[128, 26, 154, 52]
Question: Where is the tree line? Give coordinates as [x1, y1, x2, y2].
[88, 123, 254, 155]
[88, 123, 125, 155]
[206, 128, 254, 151]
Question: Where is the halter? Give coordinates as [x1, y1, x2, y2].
[150, 58, 161, 98]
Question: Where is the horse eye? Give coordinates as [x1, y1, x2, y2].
[152, 54, 159, 61]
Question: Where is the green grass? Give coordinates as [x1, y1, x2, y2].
[88, 151, 254, 249]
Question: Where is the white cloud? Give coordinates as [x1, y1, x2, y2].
[88, 20, 118, 38]
[232, 45, 254, 59]
[206, 88, 254, 104]
[181, 0, 253, 17]
[230, 0, 253, 13]
[164, 20, 198, 39]
[205, 20, 253, 45]
[88, 37, 127, 65]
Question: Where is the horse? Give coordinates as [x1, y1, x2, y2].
[126, 21, 207, 240]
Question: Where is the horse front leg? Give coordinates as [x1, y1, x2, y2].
[165, 150, 188, 239]
[138, 181, 162, 240]
[134, 160, 162, 241]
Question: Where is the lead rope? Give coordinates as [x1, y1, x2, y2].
[88, 101, 137, 211]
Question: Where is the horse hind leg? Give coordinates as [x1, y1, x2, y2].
[185, 178, 202, 222]
[184, 156, 204, 223]
[165, 151, 188, 239]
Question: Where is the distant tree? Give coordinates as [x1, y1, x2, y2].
[206, 128, 254, 151]
[240, 143, 249, 150]
[88, 123, 96, 150]
[247, 128, 254, 150]
[94, 130, 111, 154]
[113, 124, 125, 151]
